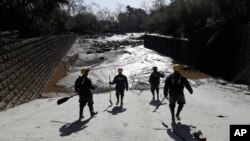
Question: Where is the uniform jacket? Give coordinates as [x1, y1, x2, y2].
[110, 74, 128, 91]
[75, 76, 96, 97]
[164, 72, 193, 97]
[149, 71, 165, 85]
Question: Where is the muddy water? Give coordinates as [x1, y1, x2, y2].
[56, 33, 210, 94]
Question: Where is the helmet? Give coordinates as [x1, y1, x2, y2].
[173, 64, 181, 72]
[118, 68, 123, 73]
[81, 68, 90, 75]
[153, 66, 158, 71]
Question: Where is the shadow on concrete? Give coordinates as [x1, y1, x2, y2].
[51, 120, 70, 124]
[106, 106, 127, 115]
[59, 117, 92, 136]
[102, 104, 113, 112]
[166, 123, 196, 141]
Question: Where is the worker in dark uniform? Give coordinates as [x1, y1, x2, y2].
[149, 66, 165, 101]
[109, 68, 128, 106]
[164, 64, 193, 123]
[75, 68, 97, 120]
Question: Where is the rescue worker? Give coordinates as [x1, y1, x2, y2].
[109, 68, 128, 106]
[164, 64, 193, 123]
[75, 68, 98, 119]
[149, 66, 165, 101]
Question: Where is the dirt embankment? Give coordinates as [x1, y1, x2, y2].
[181, 69, 211, 79]
[43, 61, 67, 93]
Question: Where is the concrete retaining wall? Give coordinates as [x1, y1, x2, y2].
[144, 24, 250, 84]
[144, 34, 192, 63]
[234, 24, 250, 83]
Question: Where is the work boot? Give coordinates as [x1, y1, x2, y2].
[89, 104, 97, 117]
[91, 112, 98, 117]
[79, 115, 84, 120]
[176, 115, 181, 121]
[120, 102, 124, 106]
[79, 110, 83, 120]
[116, 101, 119, 105]
[79, 103, 84, 119]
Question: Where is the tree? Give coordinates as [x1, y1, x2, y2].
[152, 0, 166, 9]
[43, 0, 69, 12]
[212, 0, 250, 24]
[96, 8, 113, 21]
[66, 0, 87, 16]
[74, 12, 98, 32]
[118, 5, 148, 32]
[145, 0, 213, 37]
[141, 0, 150, 14]
[0, 0, 73, 37]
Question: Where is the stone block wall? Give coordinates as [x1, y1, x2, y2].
[0, 35, 76, 110]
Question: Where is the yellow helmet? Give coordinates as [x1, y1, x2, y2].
[118, 68, 123, 73]
[173, 64, 181, 72]
[153, 66, 158, 71]
[81, 68, 90, 75]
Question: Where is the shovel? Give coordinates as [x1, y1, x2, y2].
[109, 75, 113, 105]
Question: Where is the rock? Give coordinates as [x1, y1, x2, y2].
[218, 79, 227, 85]
[115, 42, 120, 47]
[103, 48, 111, 52]
[136, 35, 144, 40]
[105, 44, 110, 48]
[86, 51, 94, 54]
[96, 50, 104, 53]
[216, 115, 228, 118]
[245, 93, 250, 95]
[182, 65, 193, 70]
[107, 33, 113, 37]
[82, 35, 90, 39]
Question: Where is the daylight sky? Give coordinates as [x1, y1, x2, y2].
[84, 0, 170, 11]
